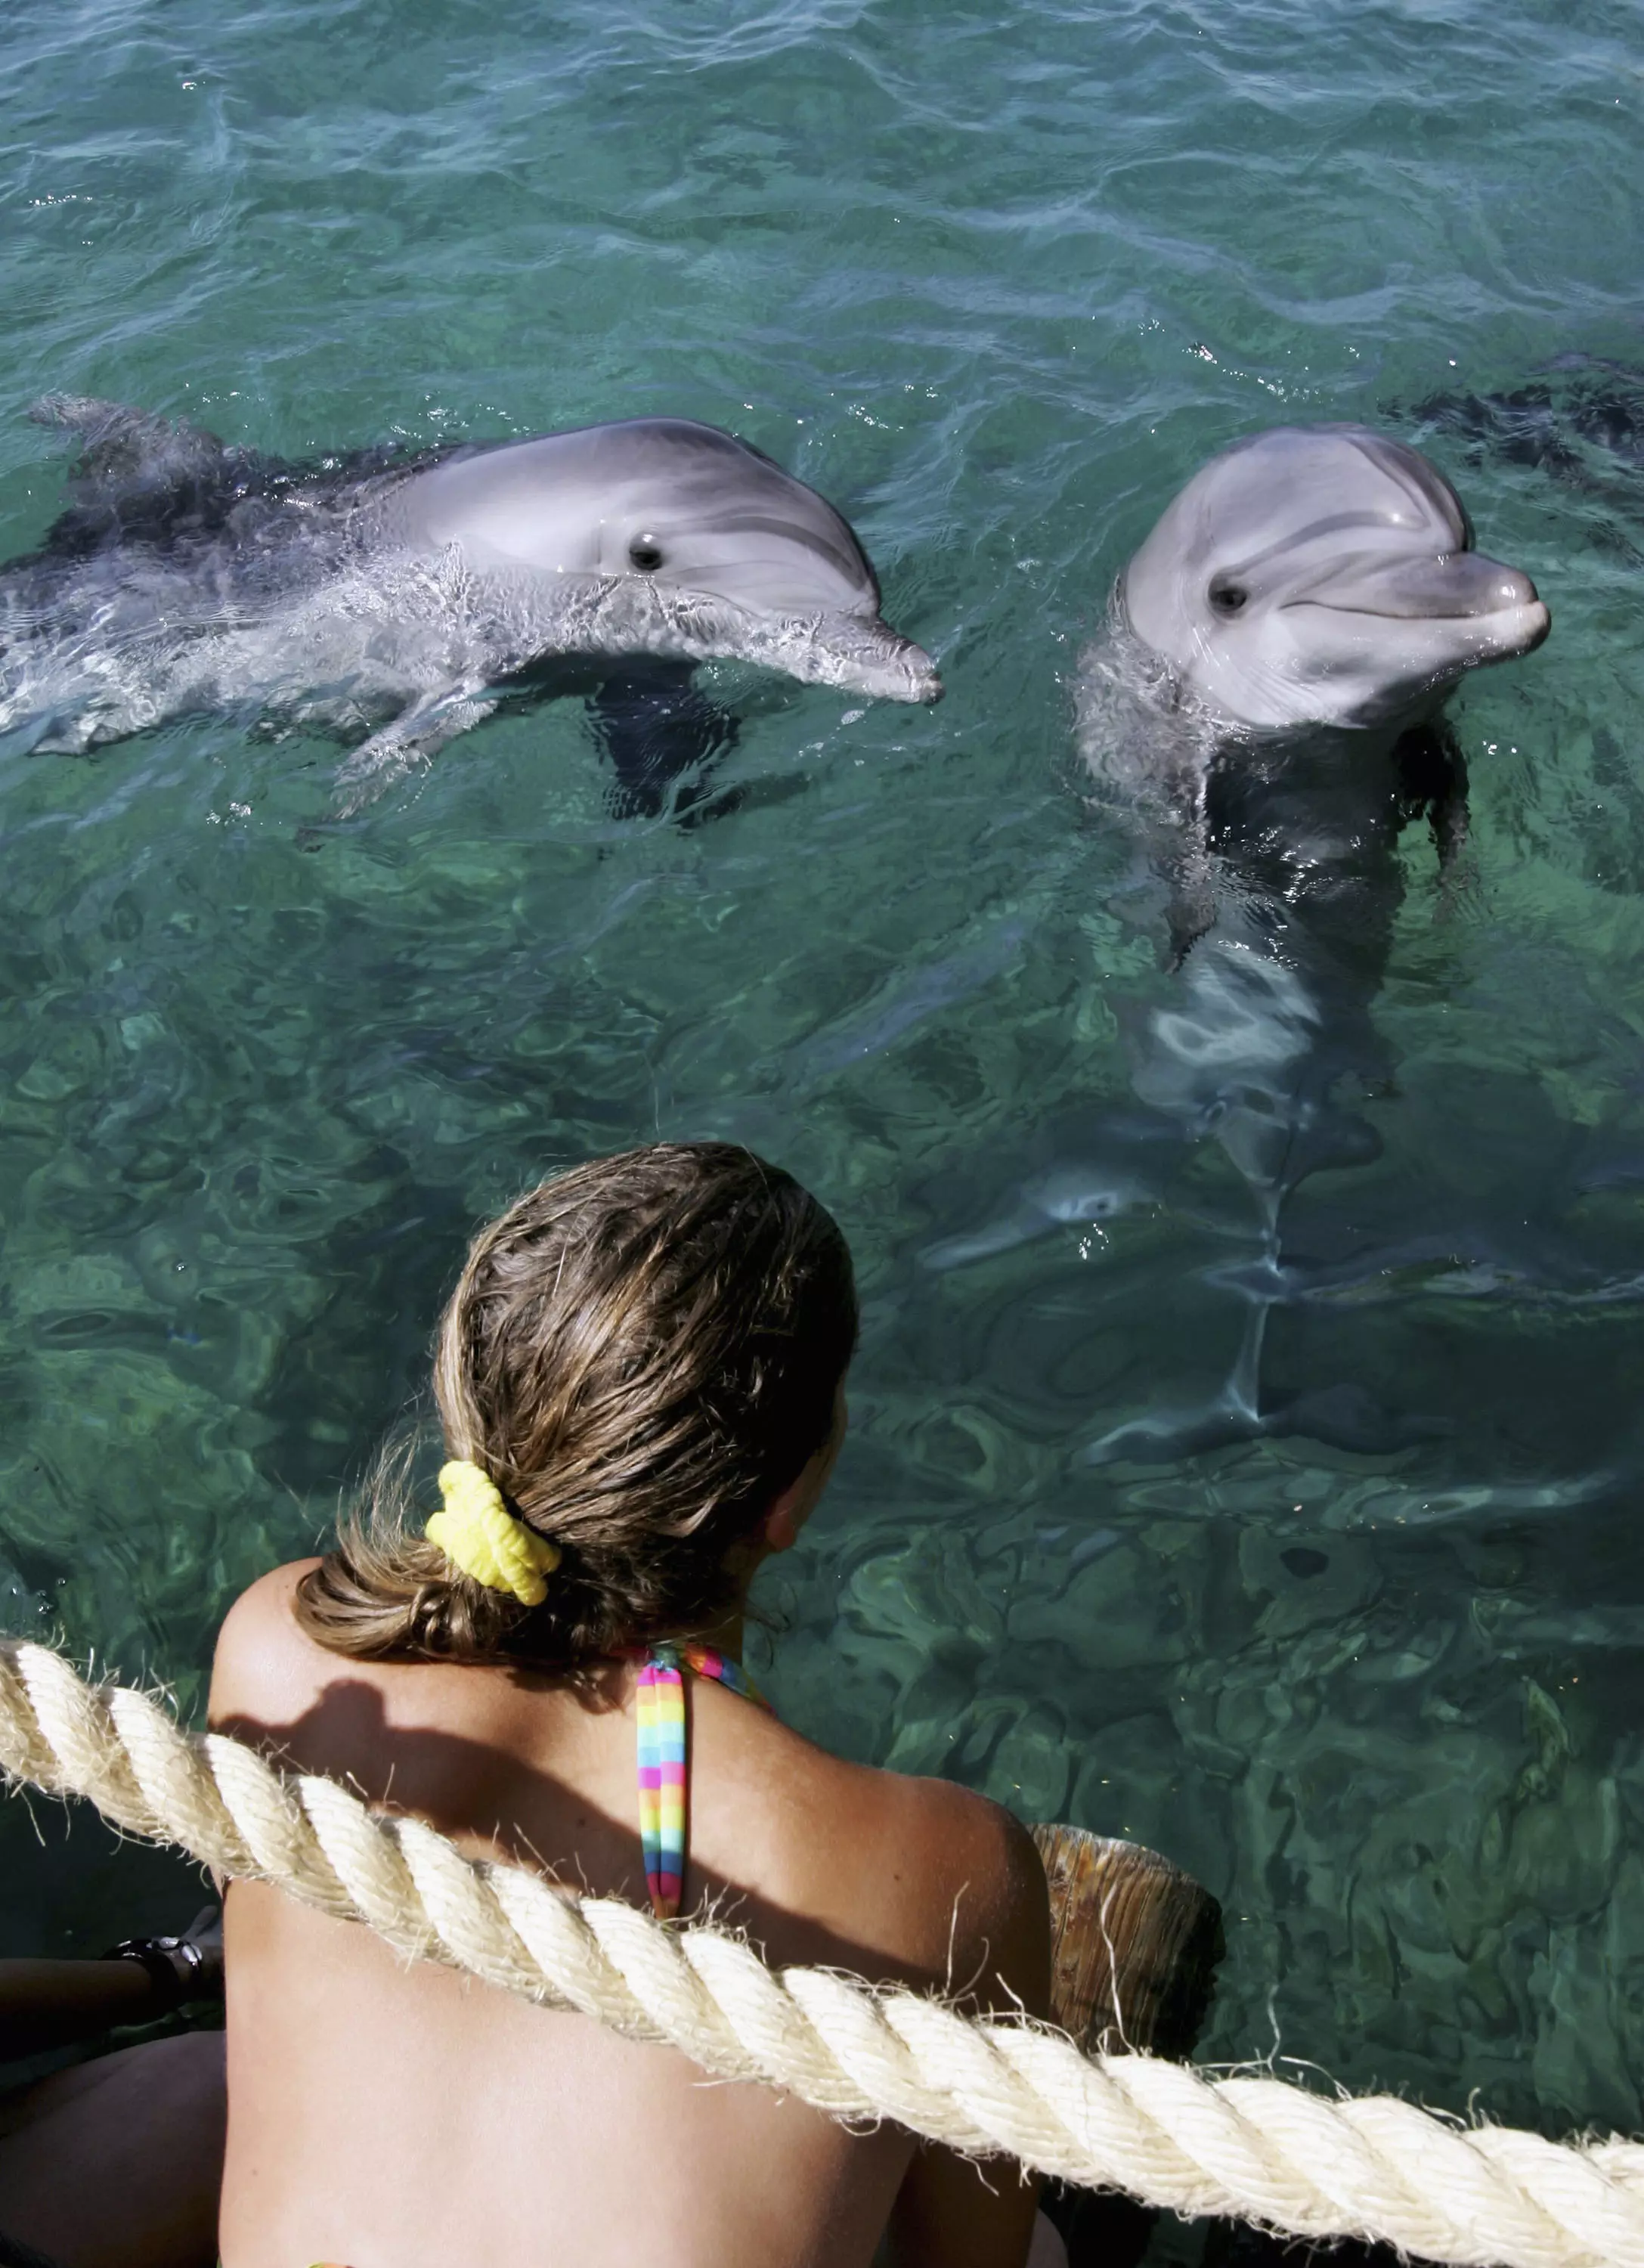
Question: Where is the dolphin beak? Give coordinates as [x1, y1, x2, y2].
[795, 613, 944, 705]
[1290, 550, 1551, 658]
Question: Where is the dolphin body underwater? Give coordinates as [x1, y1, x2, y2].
[0, 397, 941, 809]
[1071, 423, 1550, 1461]
[1405, 355, 1644, 498]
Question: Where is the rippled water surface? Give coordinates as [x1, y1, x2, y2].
[3, 0, 1643, 2158]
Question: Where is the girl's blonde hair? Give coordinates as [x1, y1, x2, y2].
[295, 1142, 856, 1672]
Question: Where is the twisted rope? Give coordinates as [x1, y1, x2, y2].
[1, 1637, 1639, 2268]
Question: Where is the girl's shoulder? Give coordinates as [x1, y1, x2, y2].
[844, 1762, 1052, 2013]
[719, 1707, 1051, 2014]
[209, 1560, 327, 1729]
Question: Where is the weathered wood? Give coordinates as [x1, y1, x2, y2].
[1030, 1823, 1224, 2060]
[1030, 1825, 1224, 2268]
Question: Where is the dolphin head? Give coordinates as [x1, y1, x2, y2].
[376, 417, 941, 703]
[1119, 425, 1549, 732]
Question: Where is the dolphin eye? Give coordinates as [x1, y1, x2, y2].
[1209, 578, 1249, 615]
[628, 534, 664, 572]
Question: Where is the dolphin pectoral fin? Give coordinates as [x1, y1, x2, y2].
[1150, 801, 1218, 968]
[1392, 719, 1472, 885]
[333, 683, 497, 812]
[1429, 737, 1472, 883]
[588, 662, 741, 824]
[1164, 878, 1218, 968]
[0, 713, 63, 767]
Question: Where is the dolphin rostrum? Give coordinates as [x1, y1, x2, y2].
[0, 398, 941, 801]
[1074, 425, 1550, 1464]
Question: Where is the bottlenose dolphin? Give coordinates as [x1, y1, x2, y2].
[0, 397, 940, 804]
[1092, 423, 1548, 745]
[1074, 426, 1550, 1463]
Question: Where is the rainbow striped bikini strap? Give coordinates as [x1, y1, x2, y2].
[634, 1642, 770, 1921]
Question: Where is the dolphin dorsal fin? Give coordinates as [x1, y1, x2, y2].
[26, 395, 265, 555]
[29, 395, 231, 497]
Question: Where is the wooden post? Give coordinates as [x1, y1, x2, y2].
[1029, 1825, 1224, 2267]
[1030, 1824, 1223, 2060]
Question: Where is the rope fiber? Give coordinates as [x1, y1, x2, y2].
[2, 1637, 1639, 2268]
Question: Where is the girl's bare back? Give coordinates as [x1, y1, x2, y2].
[211, 1562, 1049, 2268]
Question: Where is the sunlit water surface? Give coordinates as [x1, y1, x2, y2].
[3, 0, 1643, 2169]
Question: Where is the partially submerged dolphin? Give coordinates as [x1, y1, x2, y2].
[1075, 426, 1550, 1463]
[0, 397, 940, 800]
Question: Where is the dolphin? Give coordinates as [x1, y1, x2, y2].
[1074, 426, 1550, 1464]
[0, 397, 940, 803]
[1093, 422, 1548, 742]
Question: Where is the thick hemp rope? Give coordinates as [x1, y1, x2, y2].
[1, 1639, 1640, 2268]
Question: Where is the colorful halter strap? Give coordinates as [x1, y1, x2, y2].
[635, 1643, 770, 1920]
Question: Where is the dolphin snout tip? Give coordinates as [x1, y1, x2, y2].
[871, 635, 934, 703]
[1430, 551, 1550, 658]
[1491, 565, 1550, 655]
[1465, 554, 1550, 652]
[1489, 563, 1540, 612]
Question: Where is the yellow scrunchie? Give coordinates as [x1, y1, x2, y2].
[425, 1459, 561, 1606]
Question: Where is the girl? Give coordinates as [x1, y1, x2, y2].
[210, 1142, 1052, 2267]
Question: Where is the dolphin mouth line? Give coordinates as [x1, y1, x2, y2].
[1283, 596, 1552, 646]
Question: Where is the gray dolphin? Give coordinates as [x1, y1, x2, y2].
[1074, 426, 1550, 1464]
[1094, 422, 1549, 740]
[0, 398, 940, 798]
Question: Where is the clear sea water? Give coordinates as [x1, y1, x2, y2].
[2, 0, 1642, 2178]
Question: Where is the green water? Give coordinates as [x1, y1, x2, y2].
[3, 0, 1644, 2155]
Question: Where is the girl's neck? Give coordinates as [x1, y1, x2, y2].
[680, 1604, 748, 1661]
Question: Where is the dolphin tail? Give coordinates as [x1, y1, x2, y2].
[1080, 1368, 1447, 1467]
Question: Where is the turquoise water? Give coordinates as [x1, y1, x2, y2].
[3, 0, 1643, 2155]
